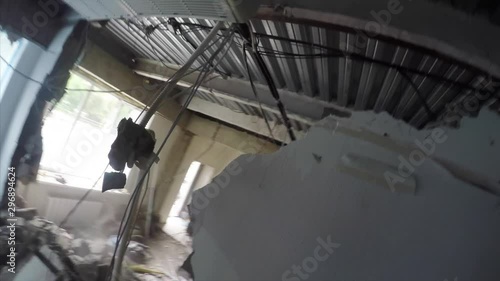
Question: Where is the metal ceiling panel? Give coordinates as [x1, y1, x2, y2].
[105, 17, 494, 129]
[63, 0, 237, 21]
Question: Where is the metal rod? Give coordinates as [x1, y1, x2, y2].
[112, 21, 224, 280]
[34, 250, 60, 275]
[249, 46, 296, 141]
[112, 169, 148, 281]
[139, 21, 225, 127]
[145, 171, 154, 239]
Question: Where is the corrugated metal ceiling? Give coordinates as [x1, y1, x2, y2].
[105, 16, 496, 129]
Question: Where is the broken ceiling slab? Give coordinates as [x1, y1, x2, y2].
[328, 108, 500, 193]
[189, 110, 500, 281]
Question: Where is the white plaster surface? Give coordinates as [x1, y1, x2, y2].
[331, 108, 500, 191]
[190, 109, 500, 281]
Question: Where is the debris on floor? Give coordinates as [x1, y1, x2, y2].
[0, 208, 192, 281]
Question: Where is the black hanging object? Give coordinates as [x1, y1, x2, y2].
[168, 18, 182, 34]
[108, 118, 156, 171]
[102, 172, 127, 192]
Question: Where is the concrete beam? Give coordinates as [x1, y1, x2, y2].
[185, 96, 306, 143]
[133, 58, 352, 121]
[186, 115, 280, 155]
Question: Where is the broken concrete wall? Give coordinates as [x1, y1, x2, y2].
[330, 108, 500, 193]
[156, 115, 280, 223]
[189, 109, 500, 281]
[157, 135, 243, 222]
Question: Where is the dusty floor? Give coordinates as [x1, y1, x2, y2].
[142, 231, 191, 280]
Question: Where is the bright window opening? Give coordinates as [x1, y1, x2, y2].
[38, 73, 142, 188]
[169, 161, 202, 217]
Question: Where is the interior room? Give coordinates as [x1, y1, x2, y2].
[0, 1, 499, 280]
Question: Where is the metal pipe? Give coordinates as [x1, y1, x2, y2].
[250, 48, 296, 141]
[139, 21, 225, 127]
[112, 21, 225, 280]
[112, 169, 148, 281]
[145, 171, 155, 239]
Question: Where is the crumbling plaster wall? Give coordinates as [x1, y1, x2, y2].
[333, 108, 500, 192]
[189, 108, 500, 281]
[157, 135, 241, 222]
[17, 181, 130, 229]
[156, 115, 280, 222]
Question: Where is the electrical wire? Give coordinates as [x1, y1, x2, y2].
[0, 55, 47, 85]
[254, 43, 492, 97]
[243, 43, 279, 144]
[126, 17, 232, 79]
[250, 32, 496, 96]
[236, 23, 296, 141]
[58, 83, 165, 228]
[131, 19, 490, 122]
[0, 54, 144, 94]
[58, 165, 108, 227]
[177, 23, 232, 78]
[143, 20, 232, 78]
[257, 48, 437, 118]
[252, 52, 296, 141]
[144, 31, 227, 78]
[58, 79, 169, 228]
[1, 47, 192, 230]
[1, 50, 173, 228]
[106, 65, 206, 281]
[106, 27, 236, 280]
[55, 31, 228, 229]
[107, 60, 213, 266]
[397, 70, 437, 120]
[116, 28, 235, 248]
[254, 47, 439, 118]
[106, 34, 236, 269]
[2, 49, 164, 229]
[112, 26, 235, 268]
[202, 24, 495, 97]
[149, 34, 232, 108]
[129, 20, 496, 100]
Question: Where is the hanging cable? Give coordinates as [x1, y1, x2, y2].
[243, 43, 280, 144]
[128, 19, 498, 124]
[252, 50, 296, 141]
[61, 28, 234, 274]
[397, 70, 437, 120]
[236, 23, 296, 141]
[58, 70, 173, 228]
[53, 33, 226, 228]
[107, 56, 215, 281]
[131, 17, 231, 78]
[106, 26, 237, 281]
[0, 55, 148, 94]
[173, 22, 497, 97]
